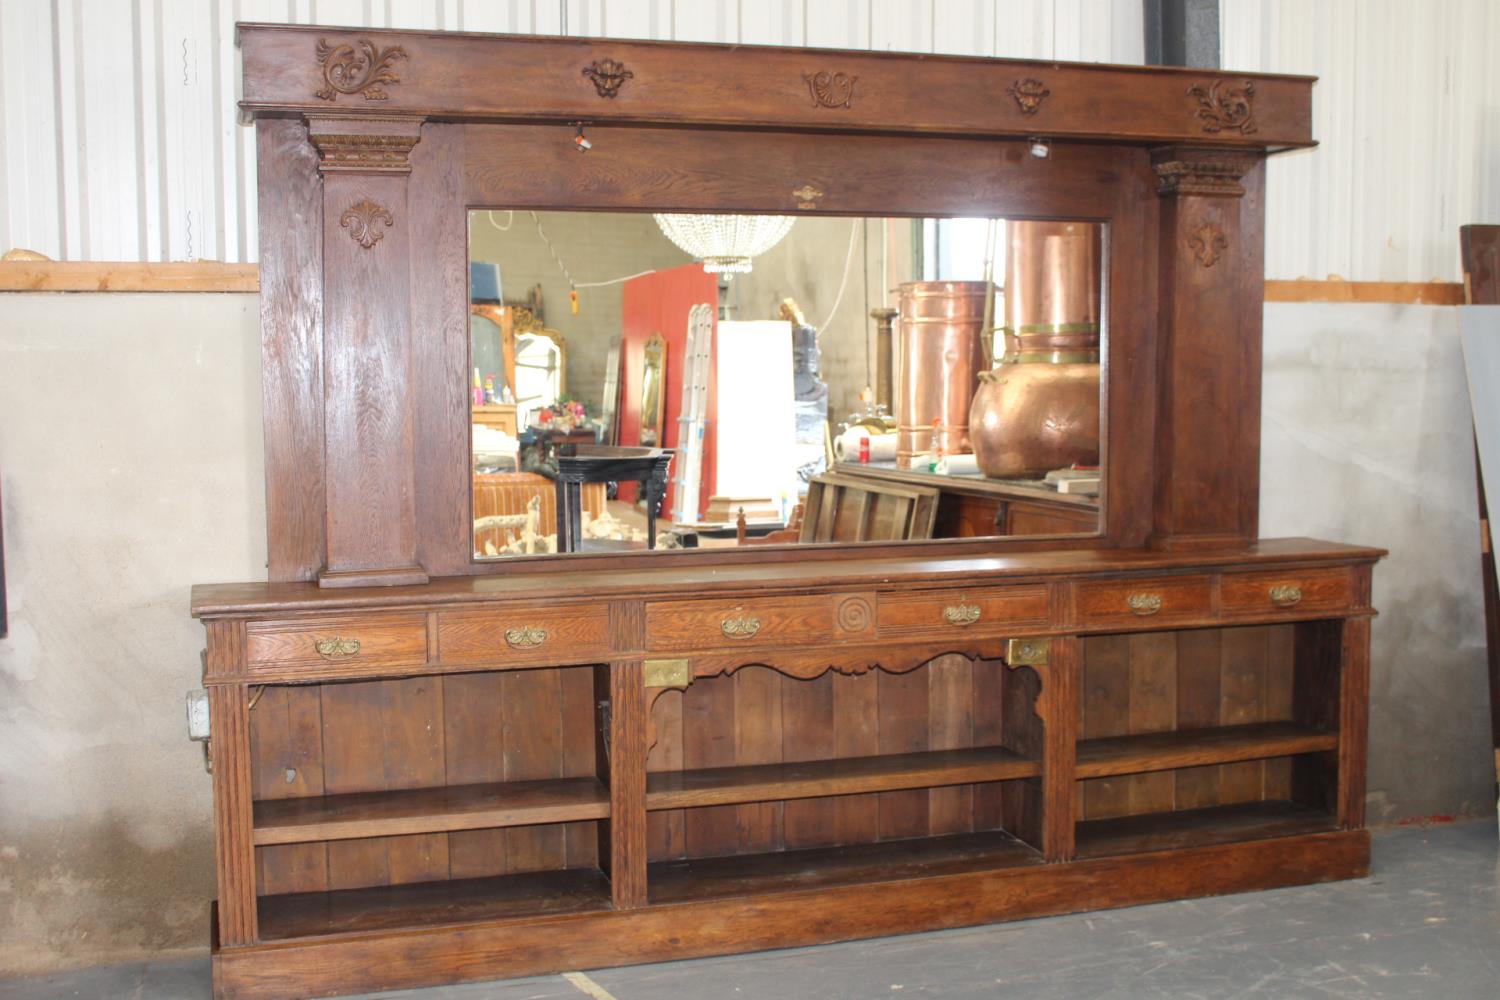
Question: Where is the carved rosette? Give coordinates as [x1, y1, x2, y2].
[803, 70, 857, 109]
[1187, 80, 1256, 136]
[834, 594, 875, 637]
[583, 58, 633, 98]
[1188, 223, 1228, 268]
[314, 38, 407, 102]
[340, 199, 394, 249]
[1008, 78, 1050, 115]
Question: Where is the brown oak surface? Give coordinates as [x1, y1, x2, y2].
[1075, 721, 1337, 779]
[1074, 800, 1337, 859]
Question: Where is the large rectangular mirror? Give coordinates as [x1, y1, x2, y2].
[468, 210, 1104, 560]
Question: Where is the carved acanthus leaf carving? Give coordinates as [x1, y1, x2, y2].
[804, 70, 857, 109]
[1187, 80, 1256, 135]
[1188, 223, 1228, 268]
[340, 199, 395, 249]
[1008, 78, 1050, 115]
[315, 38, 407, 102]
[583, 58, 633, 98]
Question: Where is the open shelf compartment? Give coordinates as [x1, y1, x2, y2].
[1076, 721, 1337, 780]
[1075, 800, 1339, 859]
[253, 776, 610, 845]
[646, 746, 1039, 811]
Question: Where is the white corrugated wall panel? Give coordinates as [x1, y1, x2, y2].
[0, 0, 1146, 263]
[1223, 0, 1500, 282]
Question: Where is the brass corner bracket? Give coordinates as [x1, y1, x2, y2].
[1006, 637, 1049, 667]
[644, 658, 691, 690]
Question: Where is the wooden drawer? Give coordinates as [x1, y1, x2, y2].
[1075, 575, 1213, 628]
[246, 615, 428, 673]
[438, 604, 611, 666]
[1220, 566, 1355, 619]
[877, 586, 1050, 639]
[646, 596, 833, 651]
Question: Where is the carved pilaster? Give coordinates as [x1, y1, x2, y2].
[1149, 144, 1266, 551]
[308, 116, 428, 587]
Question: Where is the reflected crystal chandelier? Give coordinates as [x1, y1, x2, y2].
[653, 213, 796, 275]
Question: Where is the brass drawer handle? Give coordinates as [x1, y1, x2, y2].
[1127, 593, 1163, 616]
[505, 626, 548, 649]
[721, 616, 762, 639]
[315, 637, 361, 660]
[944, 603, 981, 626]
[1269, 585, 1303, 608]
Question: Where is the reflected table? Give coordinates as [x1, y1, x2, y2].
[554, 446, 674, 553]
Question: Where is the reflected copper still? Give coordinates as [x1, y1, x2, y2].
[894, 281, 992, 467]
[970, 221, 1102, 478]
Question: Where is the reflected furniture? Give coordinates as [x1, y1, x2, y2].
[194, 24, 1380, 1000]
[554, 446, 673, 553]
[798, 472, 939, 543]
[473, 472, 604, 553]
[470, 403, 518, 437]
[834, 462, 1099, 537]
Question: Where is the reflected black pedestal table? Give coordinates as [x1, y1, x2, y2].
[553, 446, 674, 553]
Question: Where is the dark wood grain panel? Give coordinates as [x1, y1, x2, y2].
[1080, 635, 1132, 819]
[876, 667, 931, 841]
[1126, 632, 1177, 814]
[645, 689, 685, 862]
[927, 656, 975, 835]
[1172, 629, 1224, 809]
[1075, 800, 1337, 859]
[832, 671, 880, 846]
[559, 665, 599, 870]
[732, 668, 783, 855]
[256, 118, 325, 583]
[442, 672, 507, 879]
[209, 682, 258, 945]
[1218, 626, 1270, 804]
[681, 675, 739, 859]
[606, 661, 648, 908]
[500, 669, 565, 873]
[780, 673, 837, 850]
[250, 686, 329, 897]
[971, 658, 1007, 831]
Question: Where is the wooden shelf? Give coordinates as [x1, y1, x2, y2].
[252, 777, 609, 845]
[257, 867, 610, 941]
[646, 747, 1039, 811]
[1075, 722, 1337, 780]
[1075, 801, 1338, 860]
[649, 830, 1042, 904]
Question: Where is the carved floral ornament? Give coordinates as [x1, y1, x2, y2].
[1008, 78, 1050, 115]
[314, 38, 407, 102]
[340, 199, 395, 249]
[804, 70, 858, 109]
[1188, 222, 1228, 268]
[583, 58, 633, 98]
[1187, 79, 1256, 135]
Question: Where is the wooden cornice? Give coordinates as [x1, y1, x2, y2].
[237, 23, 1315, 150]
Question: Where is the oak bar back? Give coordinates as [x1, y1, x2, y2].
[193, 24, 1383, 1000]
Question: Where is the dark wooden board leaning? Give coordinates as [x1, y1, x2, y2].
[193, 24, 1381, 999]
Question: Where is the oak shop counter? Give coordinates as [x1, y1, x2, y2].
[194, 539, 1380, 999]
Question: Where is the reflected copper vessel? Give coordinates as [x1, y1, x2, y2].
[894, 281, 992, 467]
[970, 221, 1102, 478]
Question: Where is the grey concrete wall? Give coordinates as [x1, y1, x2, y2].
[0, 292, 1491, 974]
[0, 292, 265, 974]
[1261, 302, 1493, 823]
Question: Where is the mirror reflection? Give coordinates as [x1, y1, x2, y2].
[469, 211, 1104, 559]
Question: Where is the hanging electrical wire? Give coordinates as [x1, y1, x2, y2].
[814, 218, 863, 335]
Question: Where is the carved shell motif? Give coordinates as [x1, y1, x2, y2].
[1188, 223, 1228, 268]
[315, 38, 407, 102]
[804, 70, 857, 109]
[1008, 78, 1050, 115]
[1187, 80, 1256, 135]
[340, 199, 395, 250]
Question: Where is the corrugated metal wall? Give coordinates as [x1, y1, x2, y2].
[1223, 0, 1500, 281]
[0, 0, 1143, 264]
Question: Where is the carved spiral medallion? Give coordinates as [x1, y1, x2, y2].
[314, 38, 407, 102]
[803, 70, 857, 109]
[1188, 223, 1228, 268]
[1008, 78, 1050, 115]
[583, 58, 634, 98]
[835, 595, 874, 635]
[1187, 80, 1256, 136]
[340, 199, 394, 249]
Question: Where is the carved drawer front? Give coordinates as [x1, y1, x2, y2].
[1219, 566, 1355, 619]
[245, 615, 428, 674]
[438, 604, 611, 666]
[645, 596, 834, 651]
[1075, 575, 1213, 628]
[876, 586, 1051, 639]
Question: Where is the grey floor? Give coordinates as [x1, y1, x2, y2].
[4, 819, 1496, 1000]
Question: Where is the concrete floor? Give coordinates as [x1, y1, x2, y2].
[3, 819, 1496, 1000]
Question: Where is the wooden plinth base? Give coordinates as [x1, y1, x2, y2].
[211, 829, 1369, 999]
